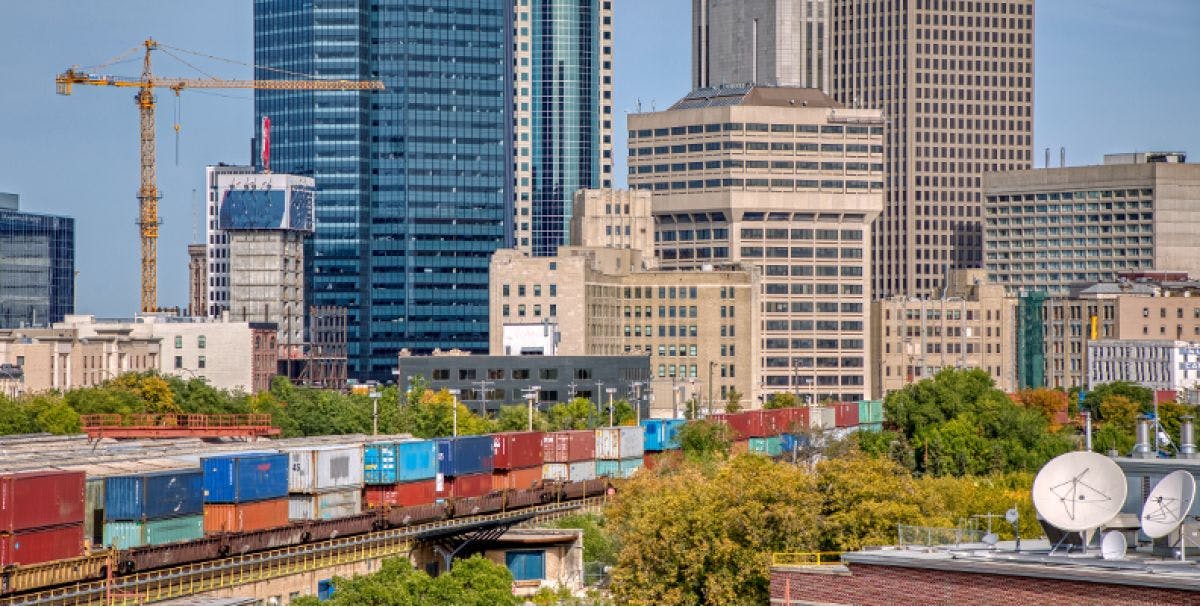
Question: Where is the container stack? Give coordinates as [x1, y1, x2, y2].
[542, 430, 596, 482]
[595, 426, 644, 479]
[641, 419, 685, 469]
[491, 432, 544, 492]
[200, 452, 289, 534]
[858, 399, 884, 431]
[103, 469, 204, 549]
[435, 436, 495, 498]
[363, 439, 439, 507]
[285, 444, 364, 521]
[0, 471, 85, 566]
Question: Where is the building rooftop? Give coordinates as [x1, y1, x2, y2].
[670, 85, 842, 110]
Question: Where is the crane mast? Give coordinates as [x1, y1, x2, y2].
[56, 38, 384, 313]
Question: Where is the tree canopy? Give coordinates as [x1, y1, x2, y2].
[295, 555, 517, 606]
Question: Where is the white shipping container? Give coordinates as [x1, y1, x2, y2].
[288, 488, 362, 521]
[811, 406, 836, 430]
[285, 445, 364, 493]
[542, 461, 597, 482]
[594, 426, 644, 460]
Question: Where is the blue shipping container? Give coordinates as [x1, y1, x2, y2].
[396, 440, 438, 482]
[363, 443, 398, 485]
[780, 433, 812, 454]
[104, 470, 203, 521]
[596, 457, 642, 479]
[435, 436, 494, 477]
[641, 419, 686, 452]
[202, 452, 289, 503]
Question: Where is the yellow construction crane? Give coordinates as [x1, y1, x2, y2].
[56, 38, 384, 313]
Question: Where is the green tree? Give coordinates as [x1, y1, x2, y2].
[553, 514, 617, 565]
[546, 397, 598, 430]
[1083, 381, 1153, 414]
[110, 372, 181, 413]
[495, 403, 548, 432]
[764, 393, 798, 410]
[306, 555, 517, 606]
[724, 388, 743, 413]
[425, 555, 519, 606]
[815, 453, 936, 550]
[677, 419, 734, 462]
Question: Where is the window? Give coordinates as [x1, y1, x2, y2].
[512, 369, 531, 380]
[175, 336, 183, 349]
[459, 369, 477, 380]
[539, 368, 558, 380]
[197, 335, 206, 349]
[432, 369, 450, 380]
[575, 368, 592, 380]
[506, 550, 546, 581]
[197, 356, 206, 369]
[174, 356, 183, 369]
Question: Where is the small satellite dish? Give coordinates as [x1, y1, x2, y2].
[1005, 508, 1019, 525]
[1032, 451, 1127, 533]
[1141, 470, 1197, 539]
[981, 533, 999, 547]
[1100, 530, 1127, 560]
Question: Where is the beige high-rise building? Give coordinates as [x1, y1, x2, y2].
[489, 246, 760, 414]
[830, 0, 1035, 299]
[512, 0, 614, 255]
[693, 0, 830, 91]
[569, 189, 654, 263]
[628, 86, 883, 403]
[187, 243, 207, 318]
[873, 269, 1018, 396]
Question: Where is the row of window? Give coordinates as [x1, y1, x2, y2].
[763, 374, 865, 386]
[739, 228, 863, 241]
[632, 179, 884, 191]
[763, 338, 865, 350]
[630, 123, 883, 138]
[501, 283, 558, 298]
[174, 336, 206, 349]
[765, 356, 864, 369]
[501, 304, 556, 318]
[431, 367, 599, 381]
[989, 188, 1153, 203]
[631, 142, 883, 157]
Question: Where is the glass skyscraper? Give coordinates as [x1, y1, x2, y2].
[513, 0, 613, 256]
[254, 0, 513, 380]
[0, 194, 74, 328]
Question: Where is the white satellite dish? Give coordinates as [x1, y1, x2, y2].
[1032, 451, 1127, 534]
[1141, 470, 1196, 538]
[1100, 530, 1127, 560]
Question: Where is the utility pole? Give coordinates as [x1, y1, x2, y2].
[631, 381, 643, 424]
[472, 378, 494, 415]
[594, 380, 604, 423]
[524, 385, 541, 431]
[369, 386, 380, 436]
[567, 380, 578, 401]
[708, 361, 716, 417]
[606, 387, 617, 426]
[688, 377, 697, 419]
[447, 388, 460, 437]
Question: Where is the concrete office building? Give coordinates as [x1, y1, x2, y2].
[204, 167, 314, 349]
[983, 154, 1200, 296]
[569, 189, 654, 261]
[1087, 340, 1200, 394]
[489, 246, 759, 414]
[628, 86, 883, 403]
[0, 193, 74, 328]
[0, 325, 160, 392]
[830, 0, 1035, 298]
[513, 0, 613, 256]
[873, 269, 1017, 396]
[692, 0, 830, 91]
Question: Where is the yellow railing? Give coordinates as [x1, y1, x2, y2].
[5, 498, 602, 606]
[771, 552, 844, 566]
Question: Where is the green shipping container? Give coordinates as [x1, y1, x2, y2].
[102, 515, 204, 549]
[859, 422, 883, 433]
[858, 400, 884, 425]
[749, 436, 783, 457]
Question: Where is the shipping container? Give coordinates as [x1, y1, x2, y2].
[859, 421, 883, 432]
[288, 489, 362, 521]
[0, 524, 84, 567]
[284, 445, 363, 493]
[363, 442, 398, 485]
[440, 473, 492, 499]
[748, 436, 784, 457]
[435, 436, 494, 477]
[742, 411, 770, 438]
[490, 466, 542, 492]
[542, 431, 595, 463]
[85, 478, 103, 545]
[364, 479, 438, 509]
[202, 453, 289, 503]
[203, 498, 289, 534]
[731, 439, 750, 455]
[596, 457, 642, 479]
[812, 406, 836, 430]
[763, 408, 809, 435]
[105, 469, 204, 521]
[595, 426, 644, 460]
[491, 432, 544, 470]
[542, 461, 596, 482]
[0, 471, 85, 532]
[396, 439, 439, 482]
[709, 413, 754, 440]
[103, 515, 204, 549]
[780, 433, 811, 454]
[858, 400, 884, 425]
[833, 402, 859, 428]
[641, 419, 686, 452]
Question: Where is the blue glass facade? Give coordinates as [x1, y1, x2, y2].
[254, 0, 513, 380]
[0, 196, 74, 328]
[527, 0, 606, 256]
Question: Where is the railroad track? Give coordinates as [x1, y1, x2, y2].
[4, 499, 602, 606]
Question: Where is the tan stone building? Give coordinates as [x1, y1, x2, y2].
[569, 189, 654, 262]
[873, 269, 1018, 396]
[0, 325, 160, 391]
[187, 243, 206, 318]
[830, 0, 1035, 299]
[489, 246, 759, 414]
[628, 86, 883, 403]
[983, 155, 1200, 296]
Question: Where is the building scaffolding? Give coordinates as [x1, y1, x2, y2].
[280, 306, 348, 390]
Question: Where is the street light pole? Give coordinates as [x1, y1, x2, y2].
[447, 388, 460, 437]
[671, 375, 679, 418]
[593, 381, 604, 425]
[688, 377, 697, 419]
[524, 385, 541, 431]
[606, 387, 617, 426]
[631, 382, 643, 424]
[369, 387, 381, 436]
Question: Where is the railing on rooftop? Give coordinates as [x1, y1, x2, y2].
[897, 524, 983, 548]
[771, 552, 843, 567]
[80, 413, 280, 439]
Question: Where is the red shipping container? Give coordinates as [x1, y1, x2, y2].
[542, 431, 595, 463]
[365, 479, 437, 508]
[203, 498, 290, 534]
[441, 473, 492, 499]
[710, 412, 755, 440]
[768, 408, 810, 434]
[0, 471, 85, 533]
[833, 402, 859, 428]
[492, 432, 545, 470]
[0, 524, 84, 567]
[491, 467, 542, 492]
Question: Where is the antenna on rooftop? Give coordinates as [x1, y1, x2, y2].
[1031, 451, 1127, 555]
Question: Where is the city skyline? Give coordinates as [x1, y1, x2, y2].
[0, 0, 1195, 316]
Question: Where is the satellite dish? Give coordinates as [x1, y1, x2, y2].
[981, 533, 999, 547]
[1032, 451, 1127, 533]
[1141, 470, 1197, 539]
[1100, 530, 1127, 560]
[1005, 508, 1019, 525]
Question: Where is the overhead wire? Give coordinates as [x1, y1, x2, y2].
[157, 42, 326, 80]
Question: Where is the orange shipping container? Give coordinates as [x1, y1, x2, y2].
[491, 466, 542, 492]
[203, 498, 289, 534]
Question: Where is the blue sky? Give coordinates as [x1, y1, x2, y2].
[0, 1, 1196, 316]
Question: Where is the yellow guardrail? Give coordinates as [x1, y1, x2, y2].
[771, 552, 844, 566]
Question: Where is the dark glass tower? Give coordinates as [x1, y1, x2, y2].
[0, 194, 74, 328]
[254, 0, 514, 380]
